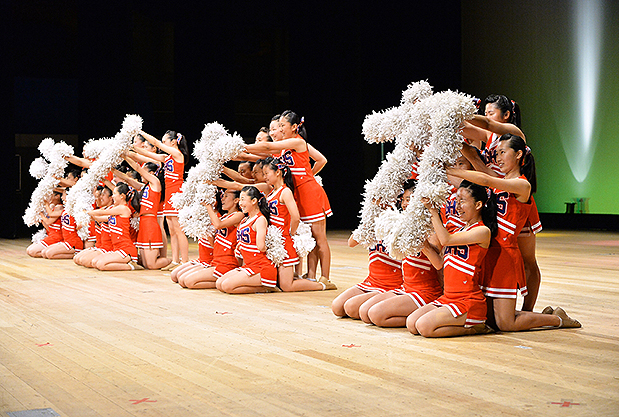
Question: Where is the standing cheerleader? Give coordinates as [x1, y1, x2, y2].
[448, 135, 580, 330]
[123, 155, 171, 270]
[331, 238, 403, 319]
[245, 111, 332, 282]
[88, 183, 140, 271]
[216, 186, 278, 294]
[132, 130, 189, 270]
[263, 157, 336, 292]
[74, 186, 113, 267]
[360, 182, 443, 326]
[26, 191, 64, 257]
[41, 188, 84, 259]
[407, 181, 496, 337]
[175, 190, 243, 289]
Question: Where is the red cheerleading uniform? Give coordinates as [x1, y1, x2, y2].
[480, 177, 533, 299]
[440, 187, 465, 233]
[196, 234, 214, 266]
[267, 186, 299, 267]
[98, 219, 114, 252]
[135, 184, 164, 250]
[41, 210, 63, 247]
[162, 154, 184, 216]
[409, 161, 419, 180]
[432, 222, 488, 327]
[393, 252, 442, 308]
[277, 137, 332, 223]
[355, 242, 403, 292]
[60, 209, 84, 251]
[483, 134, 542, 237]
[211, 213, 240, 279]
[108, 214, 138, 261]
[235, 214, 277, 287]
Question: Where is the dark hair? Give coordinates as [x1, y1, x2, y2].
[127, 169, 141, 182]
[221, 188, 241, 213]
[498, 134, 536, 194]
[134, 134, 146, 144]
[483, 94, 521, 128]
[115, 182, 141, 213]
[459, 180, 498, 238]
[239, 161, 255, 171]
[154, 163, 166, 203]
[144, 162, 159, 174]
[66, 168, 81, 180]
[165, 130, 190, 169]
[241, 185, 270, 224]
[101, 186, 112, 197]
[280, 110, 307, 140]
[258, 126, 273, 142]
[271, 114, 281, 122]
[263, 157, 295, 193]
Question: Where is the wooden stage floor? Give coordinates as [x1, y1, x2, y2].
[0, 231, 617, 416]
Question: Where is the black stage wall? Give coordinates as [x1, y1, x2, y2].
[5, 1, 462, 238]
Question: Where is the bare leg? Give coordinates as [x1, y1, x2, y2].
[367, 293, 419, 327]
[331, 286, 365, 317]
[518, 233, 541, 311]
[181, 267, 217, 289]
[41, 242, 76, 259]
[358, 291, 396, 324]
[140, 247, 171, 270]
[92, 251, 132, 271]
[278, 265, 324, 292]
[343, 292, 380, 319]
[217, 270, 272, 294]
[492, 297, 560, 331]
[158, 216, 168, 258]
[171, 262, 198, 283]
[309, 218, 331, 279]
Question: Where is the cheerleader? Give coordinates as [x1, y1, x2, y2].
[88, 183, 140, 271]
[175, 190, 243, 289]
[463, 95, 542, 311]
[123, 154, 171, 270]
[448, 135, 580, 330]
[216, 186, 279, 294]
[407, 181, 495, 337]
[132, 130, 190, 270]
[74, 186, 114, 267]
[360, 182, 443, 327]
[171, 191, 222, 283]
[263, 157, 336, 291]
[40, 188, 84, 259]
[331, 238, 403, 319]
[245, 111, 332, 282]
[26, 191, 63, 258]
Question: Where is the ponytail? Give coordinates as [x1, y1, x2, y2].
[241, 185, 270, 224]
[264, 157, 295, 193]
[459, 180, 498, 238]
[499, 134, 536, 194]
[165, 130, 190, 177]
[116, 182, 141, 213]
[281, 110, 307, 140]
[482, 94, 521, 128]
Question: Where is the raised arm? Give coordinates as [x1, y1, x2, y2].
[446, 168, 531, 202]
[126, 150, 160, 165]
[64, 155, 92, 169]
[245, 137, 307, 155]
[308, 144, 327, 175]
[124, 154, 161, 192]
[460, 143, 498, 177]
[423, 198, 490, 248]
[206, 205, 244, 229]
[113, 169, 144, 191]
[140, 130, 184, 162]
[468, 115, 527, 142]
[132, 143, 167, 163]
[222, 166, 255, 184]
[422, 236, 444, 270]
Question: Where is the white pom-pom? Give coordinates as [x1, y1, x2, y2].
[130, 216, 140, 232]
[292, 222, 316, 258]
[31, 228, 48, 243]
[38, 138, 55, 160]
[29, 158, 49, 179]
[265, 225, 287, 267]
[314, 175, 323, 187]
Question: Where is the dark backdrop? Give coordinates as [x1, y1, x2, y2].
[3, 1, 462, 238]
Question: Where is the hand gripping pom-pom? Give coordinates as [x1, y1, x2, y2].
[292, 222, 316, 258]
[265, 225, 287, 267]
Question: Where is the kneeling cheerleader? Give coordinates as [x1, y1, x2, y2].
[216, 186, 279, 294]
[88, 183, 140, 271]
[174, 189, 243, 289]
[41, 188, 84, 259]
[407, 181, 495, 337]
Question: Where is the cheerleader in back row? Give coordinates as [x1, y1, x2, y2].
[358, 181, 444, 327]
[408, 181, 496, 337]
[132, 130, 189, 270]
[173, 189, 243, 289]
[123, 154, 171, 270]
[216, 186, 279, 294]
[263, 157, 336, 291]
[245, 111, 332, 282]
[462, 95, 542, 311]
[448, 134, 580, 330]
